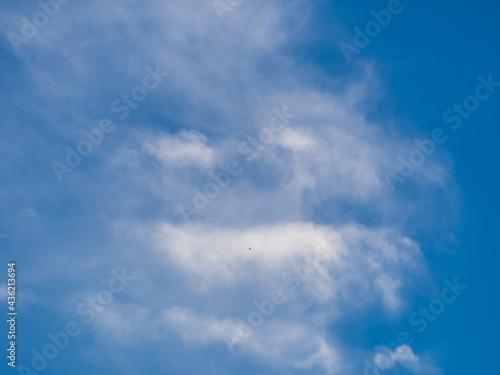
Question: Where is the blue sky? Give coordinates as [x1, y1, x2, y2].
[0, 0, 499, 374]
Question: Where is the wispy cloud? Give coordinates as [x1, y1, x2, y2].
[374, 345, 442, 374]
[0, 0, 463, 374]
[144, 130, 217, 169]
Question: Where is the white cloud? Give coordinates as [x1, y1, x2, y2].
[144, 130, 216, 169]
[86, 219, 427, 373]
[374, 345, 420, 370]
[149, 222, 423, 311]
[295, 337, 341, 374]
[98, 304, 345, 374]
[277, 128, 316, 152]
